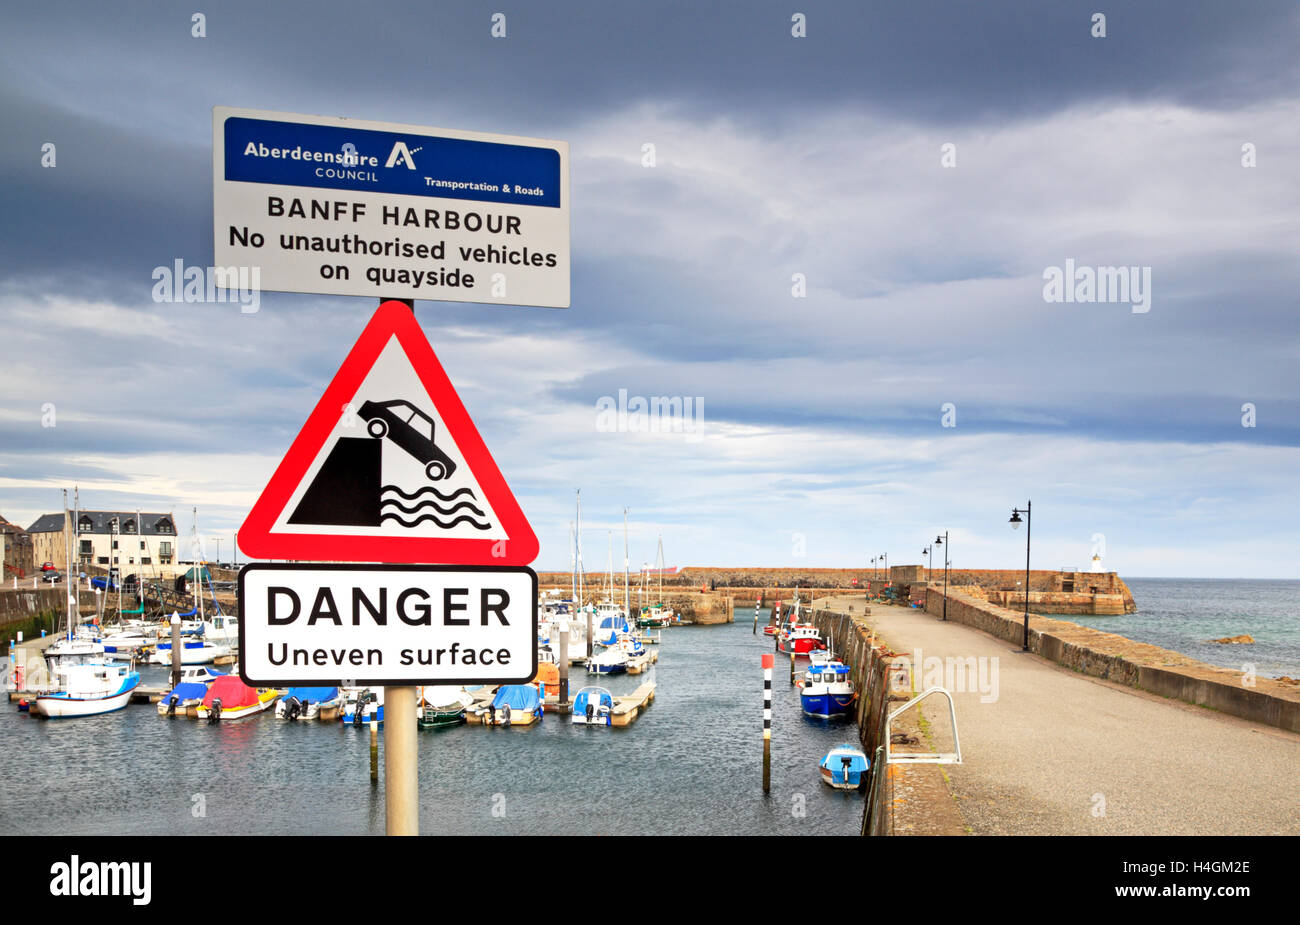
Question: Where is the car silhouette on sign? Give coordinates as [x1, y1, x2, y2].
[358, 399, 457, 481]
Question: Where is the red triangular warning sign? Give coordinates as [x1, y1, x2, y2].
[238, 301, 539, 565]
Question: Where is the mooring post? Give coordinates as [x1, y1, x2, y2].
[558, 624, 570, 705]
[753, 601, 759, 635]
[385, 685, 418, 835]
[370, 716, 379, 784]
[762, 653, 773, 793]
[789, 649, 796, 686]
[169, 612, 181, 690]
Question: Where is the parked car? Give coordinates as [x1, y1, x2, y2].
[358, 399, 457, 481]
[40, 570, 62, 584]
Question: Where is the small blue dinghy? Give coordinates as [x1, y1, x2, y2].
[819, 743, 870, 790]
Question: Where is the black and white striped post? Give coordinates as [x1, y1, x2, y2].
[762, 653, 773, 793]
[753, 598, 760, 635]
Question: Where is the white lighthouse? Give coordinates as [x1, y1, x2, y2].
[1090, 552, 1104, 573]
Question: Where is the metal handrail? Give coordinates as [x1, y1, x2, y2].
[884, 687, 962, 765]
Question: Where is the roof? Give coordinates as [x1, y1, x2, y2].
[27, 510, 178, 536]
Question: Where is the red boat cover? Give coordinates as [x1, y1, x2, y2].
[202, 675, 260, 709]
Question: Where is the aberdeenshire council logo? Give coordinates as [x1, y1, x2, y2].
[49, 855, 151, 906]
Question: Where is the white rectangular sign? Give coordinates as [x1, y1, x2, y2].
[237, 564, 538, 685]
[213, 106, 569, 308]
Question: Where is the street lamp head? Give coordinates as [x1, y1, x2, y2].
[1009, 510, 1022, 530]
[935, 535, 943, 545]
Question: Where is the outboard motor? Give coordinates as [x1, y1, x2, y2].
[208, 698, 222, 724]
[166, 694, 179, 716]
[585, 701, 595, 723]
[500, 704, 511, 727]
[284, 696, 301, 721]
[840, 755, 853, 786]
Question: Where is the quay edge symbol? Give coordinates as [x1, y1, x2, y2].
[237, 300, 538, 565]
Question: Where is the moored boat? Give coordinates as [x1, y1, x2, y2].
[32, 662, 140, 718]
[819, 743, 869, 791]
[339, 687, 384, 726]
[157, 680, 208, 716]
[149, 639, 231, 666]
[418, 686, 473, 730]
[585, 646, 628, 676]
[194, 675, 281, 723]
[799, 660, 855, 718]
[276, 686, 340, 720]
[778, 624, 826, 656]
[474, 684, 542, 726]
[571, 686, 614, 726]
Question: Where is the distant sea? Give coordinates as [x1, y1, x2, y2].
[1067, 578, 1300, 678]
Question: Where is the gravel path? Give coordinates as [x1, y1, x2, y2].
[824, 598, 1300, 835]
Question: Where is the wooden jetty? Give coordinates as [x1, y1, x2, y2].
[611, 681, 656, 726]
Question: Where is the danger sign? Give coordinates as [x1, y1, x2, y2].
[239, 564, 538, 685]
[236, 300, 539, 565]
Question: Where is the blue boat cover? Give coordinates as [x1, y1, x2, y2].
[491, 685, 541, 712]
[286, 686, 339, 703]
[164, 681, 208, 702]
[573, 688, 613, 712]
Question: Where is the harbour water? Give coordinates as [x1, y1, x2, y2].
[1068, 578, 1300, 677]
[0, 614, 865, 836]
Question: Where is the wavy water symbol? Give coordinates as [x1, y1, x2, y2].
[379, 484, 491, 531]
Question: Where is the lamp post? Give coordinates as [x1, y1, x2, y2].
[922, 543, 933, 579]
[880, 553, 888, 583]
[1009, 502, 1031, 651]
[935, 532, 949, 621]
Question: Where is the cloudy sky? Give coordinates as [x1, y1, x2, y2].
[2, 1, 1298, 577]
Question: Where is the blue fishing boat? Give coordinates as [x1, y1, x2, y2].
[819, 743, 870, 791]
[799, 660, 855, 718]
[571, 686, 614, 726]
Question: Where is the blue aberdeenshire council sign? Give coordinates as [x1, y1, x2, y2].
[224, 117, 560, 209]
[213, 107, 570, 307]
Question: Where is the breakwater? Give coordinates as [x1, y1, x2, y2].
[925, 586, 1300, 734]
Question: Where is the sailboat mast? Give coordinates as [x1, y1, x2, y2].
[62, 489, 71, 638]
[657, 534, 664, 606]
[623, 508, 630, 621]
[194, 507, 203, 622]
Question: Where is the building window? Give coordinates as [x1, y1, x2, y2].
[78, 518, 92, 533]
[141, 558, 151, 565]
[156, 520, 174, 534]
[112, 557, 119, 564]
[139, 541, 146, 550]
[97, 556, 108, 565]
[109, 517, 119, 533]
[112, 540, 118, 550]
[160, 542, 172, 557]
[123, 520, 136, 534]
[79, 540, 92, 556]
